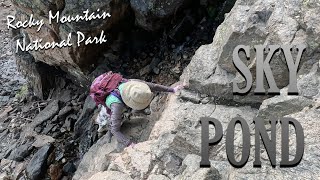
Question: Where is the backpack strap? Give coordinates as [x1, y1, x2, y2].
[105, 90, 124, 116]
[111, 90, 124, 104]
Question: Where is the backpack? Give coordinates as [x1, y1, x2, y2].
[89, 71, 125, 108]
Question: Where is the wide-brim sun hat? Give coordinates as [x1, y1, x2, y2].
[121, 81, 153, 110]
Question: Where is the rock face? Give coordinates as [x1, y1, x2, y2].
[297, 63, 320, 98]
[74, 96, 96, 139]
[8, 143, 33, 162]
[74, 95, 259, 179]
[11, 0, 198, 99]
[174, 154, 221, 180]
[181, 0, 320, 103]
[12, 0, 130, 97]
[15, 51, 61, 99]
[73, 0, 320, 179]
[130, 0, 192, 31]
[257, 88, 314, 120]
[88, 171, 133, 180]
[22, 100, 60, 138]
[73, 133, 118, 180]
[73, 109, 165, 179]
[75, 91, 320, 179]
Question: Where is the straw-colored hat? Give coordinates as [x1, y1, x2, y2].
[121, 81, 153, 110]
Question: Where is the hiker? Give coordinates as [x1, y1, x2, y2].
[90, 72, 184, 148]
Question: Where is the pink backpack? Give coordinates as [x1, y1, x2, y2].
[89, 71, 124, 107]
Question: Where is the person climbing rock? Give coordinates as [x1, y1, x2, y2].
[90, 71, 184, 148]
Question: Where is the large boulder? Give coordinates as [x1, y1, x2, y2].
[73, 64, 320, 178]
[74, 94, 259, 180]
[174, 154, 221, 180]
[213, 108, 320, 179]
[12, 0, 130, 96]
[181, 0, 320, 103]
[8, 143, 33, 162]
[72, 0, 320, 179]
[87, 171, 133, 180]
[73, 95, 165, 179]
[21, 100, 60, 139]
[74, 92, 319, 179]
[26, 144, 53, 180]
[73, 134, 119, 180]
[73, 49, 319, 179]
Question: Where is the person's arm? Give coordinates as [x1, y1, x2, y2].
[130, 79, 174, 93]
[109, 103, 132, 146]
